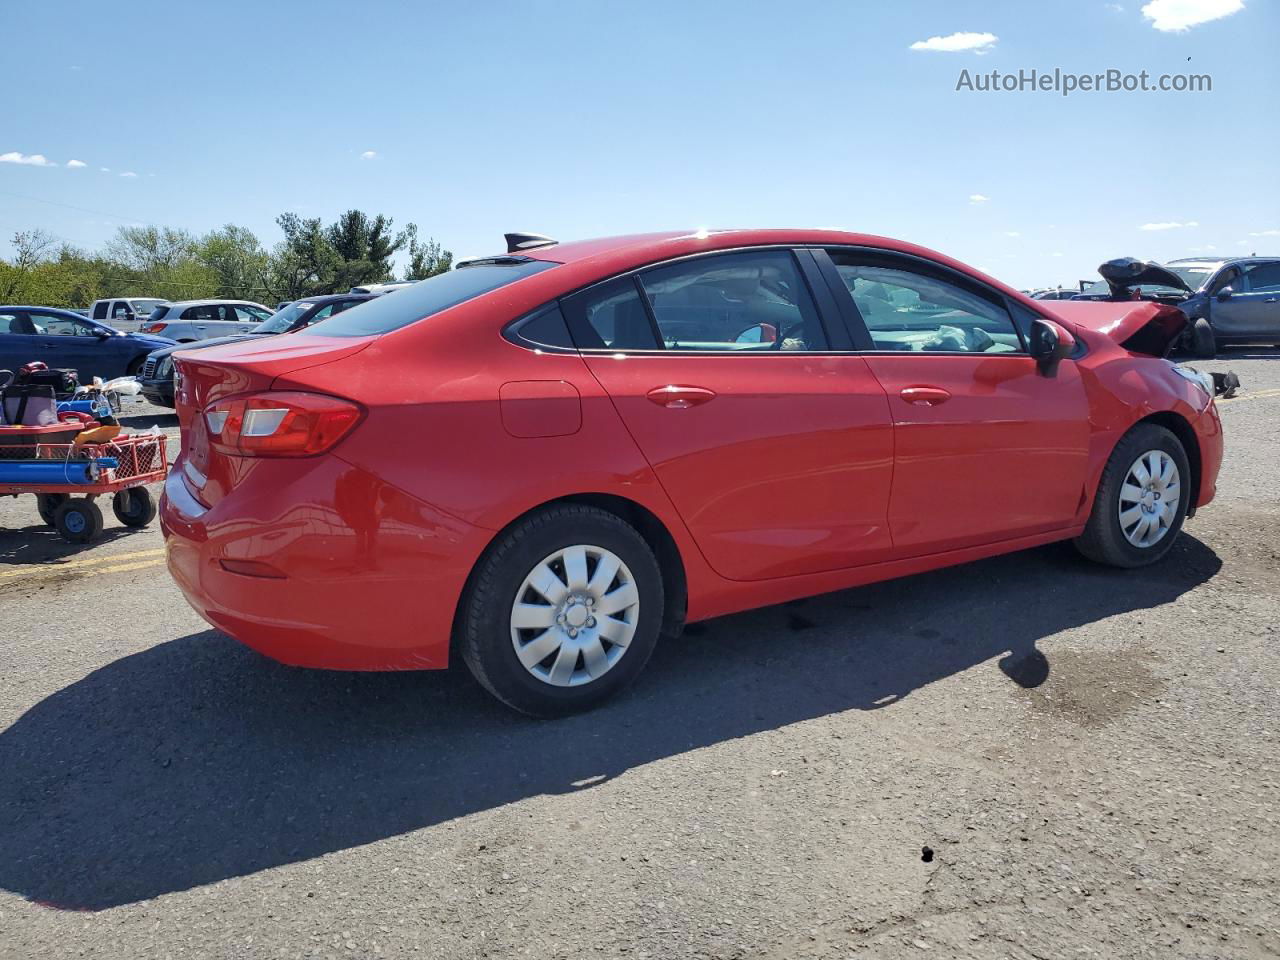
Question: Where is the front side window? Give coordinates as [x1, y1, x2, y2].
[234, 305, 272, 322]
[111, 301, 130, 319]
[829, 256, 1023, 353]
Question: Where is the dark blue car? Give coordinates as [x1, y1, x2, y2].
[0, 306, 176, 383]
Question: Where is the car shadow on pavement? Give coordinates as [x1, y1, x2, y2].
[0, 535, 1221, 911]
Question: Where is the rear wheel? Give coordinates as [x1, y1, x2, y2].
[36, 493, 68, 527]
[112, 487, 156, 527]
[1074, 424, 1190, 568]
[53, 498, 104, 544]
[459, 505, 664, 717]
[1191, 317, 1216, 359]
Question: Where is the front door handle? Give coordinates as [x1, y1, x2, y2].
[646, 385, 717, 409]
[900, 386, 952, 406]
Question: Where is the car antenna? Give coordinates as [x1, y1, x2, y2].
[504, 232, 557, 253]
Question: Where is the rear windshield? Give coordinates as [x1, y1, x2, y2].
[149, 305, 171, 321]
[302, 261, 558, 337]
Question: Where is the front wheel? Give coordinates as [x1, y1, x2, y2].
[1191, 317, 1216, 359]
[54, 498, 104, 544]
[458, 505, 664, 717]
[1074, 424, 1190, 568]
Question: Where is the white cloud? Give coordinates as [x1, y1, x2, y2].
[1236, 240, 1250, 246]
[1004, 231, 1021, 237]
[1248, 228, 1280, 237]
[1139, 220, 1198, 230]
[1052, 252, 1065, 257]
[100, 167, 110, 173]
[1141, 0, 1243, 31]
[1106, 3, 1125, 11]
[910, 31, 998, 54]
[0, 151, 55, 167]
[66, 159, 87, 168]
[969, 193, 990, 204]
[119, 171, 138, 178]
[360, 150, 379, 160]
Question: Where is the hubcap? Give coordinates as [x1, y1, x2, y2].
[510, 544, 640, 688]
[1118, 449, 1180, 548]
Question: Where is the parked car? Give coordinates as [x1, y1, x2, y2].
[1030, 287, 1080, 301]
[349, 281, 415, 295]
[138, 294, 375, 406]
[162, 229, 1223, 717]
[0, 306, 175, 382]
[138, 300, 273, 342]
[1074, 256, 1280, 358]
[88, 297, 169, 331]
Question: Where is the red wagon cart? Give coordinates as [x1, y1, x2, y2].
[0, 431, 170, 542]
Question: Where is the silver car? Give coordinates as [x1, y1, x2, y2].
[138, 300, 273, 342]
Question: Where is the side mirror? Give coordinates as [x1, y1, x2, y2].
[1028, 318, 1074, 376]
[1215, 286, 1234, 302]
[93, 328, 112, 340]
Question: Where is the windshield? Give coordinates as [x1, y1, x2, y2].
[1166, 264, 1218, 291]
[253, 301, 316, 334]
[129, 299, 168, 316]
[304, 261, 558, 337]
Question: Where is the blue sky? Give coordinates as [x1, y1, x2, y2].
[2, 0, 1276, 289]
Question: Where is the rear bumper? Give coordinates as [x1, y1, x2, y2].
[160, 455, 490, 670]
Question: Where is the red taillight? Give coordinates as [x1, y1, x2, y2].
[142, 322, 168, 333]
[204, 391, 363, 457]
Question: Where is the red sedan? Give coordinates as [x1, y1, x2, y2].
[161, 229, 1223, 715]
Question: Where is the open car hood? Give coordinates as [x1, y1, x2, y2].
[1040, 300, 1188, 357]
[1097, 257, 1193, 297]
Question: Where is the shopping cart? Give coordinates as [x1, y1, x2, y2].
[0, 433, 170, 542]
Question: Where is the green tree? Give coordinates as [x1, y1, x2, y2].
[198, 224, 269, 300]
[402, 224, 453, 280]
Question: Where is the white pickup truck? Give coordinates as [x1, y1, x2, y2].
[88, 297, 170, 331]
[137, 299, 274, 342]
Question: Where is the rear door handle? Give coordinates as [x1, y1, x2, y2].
[646, 385, 717, 409]
[900, 386, 951, 406]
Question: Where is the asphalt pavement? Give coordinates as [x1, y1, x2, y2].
[1, 352, 1277, 959]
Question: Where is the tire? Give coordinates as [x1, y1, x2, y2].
[126, 357, 145, 378]
[36, 493, 68, 527]
[458, 505, 665, 717]
[1191, 317, 1216, 359]
[53, 498, 104, 544]
[112, 487, 156, 527]
[1074, 424, 1191, 568]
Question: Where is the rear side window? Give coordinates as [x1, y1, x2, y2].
[1244, 261, 1280, 292]
[563, 277, 658, 349]
[638, 250, 827, 351]
[92, 302, 108, 320]
[304, 260, 558, 337]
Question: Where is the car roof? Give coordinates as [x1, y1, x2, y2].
[0, 305, 97, 315]
[511, 229, 1030, 303]
[1166, 256, 1273, 267]
[162, 299, 269, 308]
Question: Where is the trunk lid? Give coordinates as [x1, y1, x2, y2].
[173, 335, 373, 506]
[1041, 300, 1188, 357]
